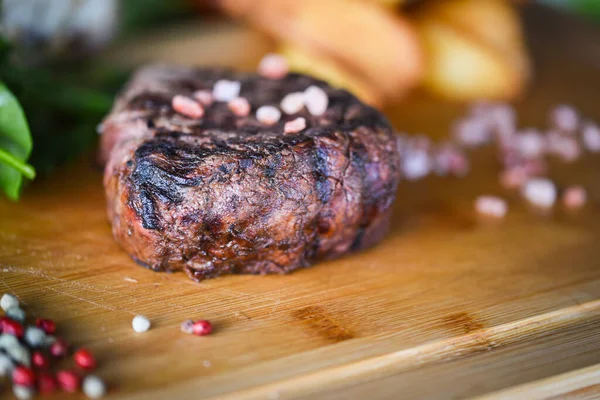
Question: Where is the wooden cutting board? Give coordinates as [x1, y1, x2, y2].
[1, 5, 600, 399]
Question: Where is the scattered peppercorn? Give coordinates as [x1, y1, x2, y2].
[74, 348, 96, 370]
[56, 370, 81, 393]
[192, 320, 213, 336]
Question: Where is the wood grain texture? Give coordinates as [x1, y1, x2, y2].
[1, 4, 600, 399]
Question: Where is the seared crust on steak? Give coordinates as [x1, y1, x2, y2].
[100, 65, 400, 281]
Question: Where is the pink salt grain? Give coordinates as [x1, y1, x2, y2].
[258, 53, 289, 79]
[284, 117, 307, 134]
[563, 186, 587, 209]
[516, 129, 545, 159]
[193, 90, 214, 106]
[280, 92, 305, 115]
[500, 167, 528, 189]
[256, 106, 281, 125]
[304, 86, 328, 116]
[228, 97, 251, 117]
[582, 122, 600, 152]
[452, 117, 491, 147]
[475, 196, 508, 218]
[550, 104, 579, 132]
[172, 95, 204, 119]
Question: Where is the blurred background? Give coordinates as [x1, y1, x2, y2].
[0, 0, 598, 198]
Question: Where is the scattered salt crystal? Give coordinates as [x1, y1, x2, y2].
[563, 186, 587, 209]
[550, 104, 579, 132]
[582, 122, 600, 152]
[452, 118, 491, 147]
[213, 80, 241, 102]
[401, 150, 431, 181]
[0, 352, 13, 377]
[180, 320, 194, 334]
[475, 196, 508, 218]
[280, 92, 305, 115]
[203, 360, 212, 368]
[228, 97, 251, 117]
[6, 306, 25, 322]
[555, 137, 581, 162]
[132, 315, 151, 333]
[500, 167, 528, 189]
[1, 293, 19, 311]
[83, 375, 107, 399]
[193, 90, 214, 106]
[284, 117, 307, 134]
[0, 334, 30, 366]
[488, 104, 517, 139]
[258, 53, 289, 79]
[522, 178, 557, 208]
[516, 129, 545, 159]
[123, 277, 137, 283]
[24, 327, 46, 348]
[13, 385, 33, 400]
[304, 86, 328, 116]
[171, 95, 204, 119]
[256, 106, 281, 125]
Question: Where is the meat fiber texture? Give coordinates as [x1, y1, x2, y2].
[100, 65, 400, 281]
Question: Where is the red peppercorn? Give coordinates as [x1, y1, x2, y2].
[0, 316, 24, 338]
[56, 370, 80, 393]
[192, 320, 213, 336]
[73, 348, 96, 370]
[32, 351, 49, 369]
[36, 318, 56, 335]
[37, 372, 57, 394]
[50, 339, 68, 358]
[12, 366, 36, 387]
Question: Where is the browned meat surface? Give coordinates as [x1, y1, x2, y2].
[100, 65, 400, 281]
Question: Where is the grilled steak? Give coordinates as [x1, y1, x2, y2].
[100, 64, 400, 281]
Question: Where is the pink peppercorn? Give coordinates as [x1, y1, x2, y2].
[36, 318, 56, 335]
[192, 320, 213, 336]
[1, 316, 24, 338]
[50, 339, 68, 358]
[56, 370, 81, 393]
[32, 351, 49, 369]
[37, 372, 57, 394]
[74, 348, 96, 370]
[12, 365, 36, 387]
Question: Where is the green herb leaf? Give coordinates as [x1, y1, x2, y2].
[0, 81, 34, 200]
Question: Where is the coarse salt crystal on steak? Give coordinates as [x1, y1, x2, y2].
[284, 117, 307, 134]
[193, 90, 214, 106]
[213, 80, 241, 102]
[304, 86, 328, 116]
[280, 92, 305, 115]
[258, 53, 289, 79]
[228, 97, 251, 117]
[256, 105, 281, 125]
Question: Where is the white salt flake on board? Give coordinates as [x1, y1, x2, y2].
[401, 150, 431, 181]
[1, 293, 18, 311]
[550, 104, 579, 132]
[522, 178, 557, 208]
[582, 122, 600, 152]
[132, 315, 151, 333]
[475, 196, 508, 218]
